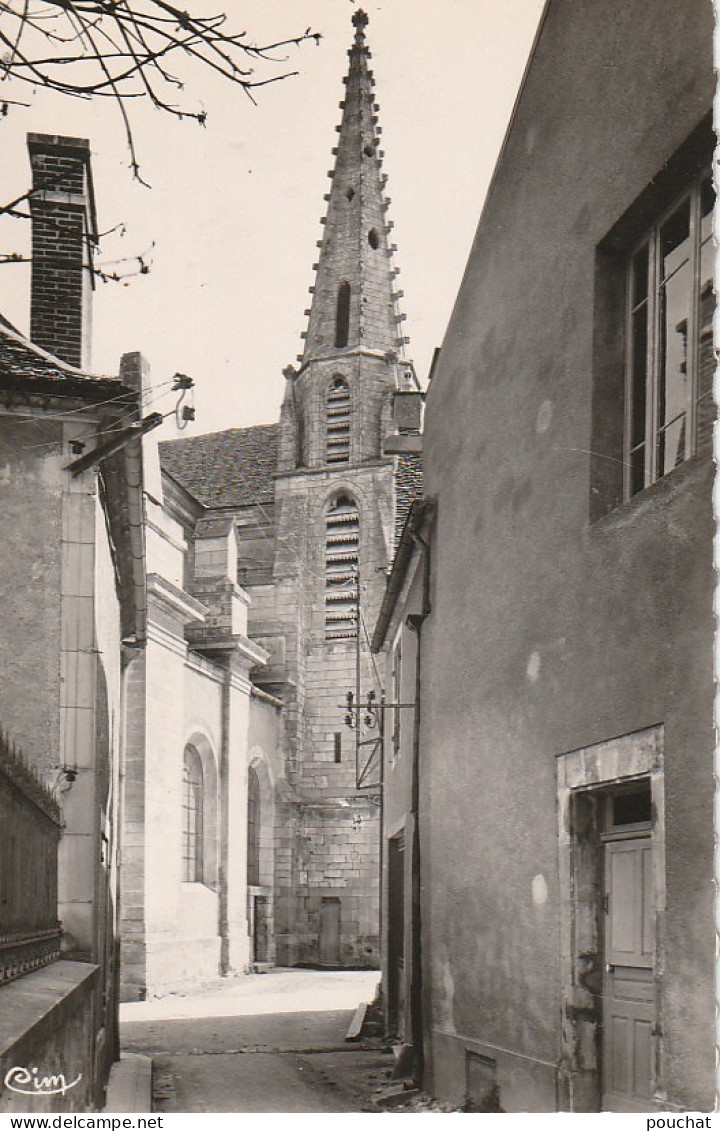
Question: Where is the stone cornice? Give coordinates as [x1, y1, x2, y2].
[147, 573, 207, 623]
[250, 685, 284, 710]
[295, 347, 391, 377]
[147, 620, 188, 659]
[274, 458, 393, 482]
[185, 650, 225, 684]
[189, 632, 270, 669]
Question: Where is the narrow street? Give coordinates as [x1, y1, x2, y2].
[120, 969, 391, 1113]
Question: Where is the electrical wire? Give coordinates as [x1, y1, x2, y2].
[5, 377, 174, 425]
[360, 605, 384, 690]
[14, 383, 180, 451]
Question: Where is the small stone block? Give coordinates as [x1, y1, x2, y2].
[373, 1086, 421, 1109]
[103, 1054, 153, 1113]
[345, 1000, 368, 1041]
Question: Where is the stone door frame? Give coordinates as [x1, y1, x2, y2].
[556, 725, 666, 1112]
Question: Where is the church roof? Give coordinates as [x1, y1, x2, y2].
[394, 450, 423, 545]
[159, 423, 279, 508]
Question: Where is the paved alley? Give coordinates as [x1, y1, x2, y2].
[120, 969, 391, 1113]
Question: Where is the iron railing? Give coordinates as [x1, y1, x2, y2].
[0, 730, 63, 986]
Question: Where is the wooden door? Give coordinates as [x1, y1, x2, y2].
[253, 895, 269, 962]
[387, 832, 405, 1033]
[602, 837, 655, 1111]
[319, 897, 341, 966]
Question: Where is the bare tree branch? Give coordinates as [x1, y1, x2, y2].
[0, 3, 322, 301]
[0, 1, 322, 175]
[0, 243, 154, 283]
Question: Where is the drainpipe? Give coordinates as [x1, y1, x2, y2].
[408, 525, 431, 1087]
[116, 639, 145, 1033]
[218, 661, 232, 975]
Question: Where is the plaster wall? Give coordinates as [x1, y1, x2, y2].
[141, 627, 224, 995]
[380, 557, 422, 1040]
[145, 498, 186, 589]
[56, 442, 99, 960]
[0, 413, 123, 1101]
[0, 418, 63, 762]
[421, 0, 714, 1112]
[89, 489, 123, 1080]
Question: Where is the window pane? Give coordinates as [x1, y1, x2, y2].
[630, 307, 648, 450]
[657, 207, 691, 476]
[660, 200, 690, 282]
[699, 238, 715, 328]
[183, 749, 203, 883]
[631, 243, 649, 308]
[630, 446, 646, 497]
[657, 413, 686, 478]
[628, 245, 650, 494]
[700, 175, 713, 245]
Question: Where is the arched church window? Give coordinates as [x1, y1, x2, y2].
[335, 282, 351, 348]
[325, 495, 359, 641]
[247, 766, 260, 887]
[182, 745, 204, 883]
[326, 377, 351, 464]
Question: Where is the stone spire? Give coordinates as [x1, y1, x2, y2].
[298, 9, 408, 367]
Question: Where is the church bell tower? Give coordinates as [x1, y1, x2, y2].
[270, 9, 417, 967]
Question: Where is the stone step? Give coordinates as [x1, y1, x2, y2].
[103, 1053, 153, 1113]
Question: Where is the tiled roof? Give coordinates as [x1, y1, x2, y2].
[159, 423, 279, 508]
[394, 450, 423, 545]
[0, 324, 130, 399]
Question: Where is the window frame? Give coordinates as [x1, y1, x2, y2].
[623, 169, 713, 499]
[182, 746, 204, 884]
[247, 766, 260, 887]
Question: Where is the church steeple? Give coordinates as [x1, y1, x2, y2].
[299, 10, 408, 365]
[279, 10, 417, 473]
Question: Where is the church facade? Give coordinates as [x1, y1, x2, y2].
[120, 9, 421, 994]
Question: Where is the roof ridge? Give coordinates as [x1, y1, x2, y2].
[0, 321, 115, 382]
[159, 421, 279, 448]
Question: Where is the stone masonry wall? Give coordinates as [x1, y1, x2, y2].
[264, 455, 393, 965]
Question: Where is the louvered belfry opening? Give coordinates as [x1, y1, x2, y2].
[325, 495, 359, 640]
[327, 377, 351, 464]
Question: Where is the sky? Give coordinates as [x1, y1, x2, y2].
[0, 0, 545, 439]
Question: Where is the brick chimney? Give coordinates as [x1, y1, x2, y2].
[27, 134, 98, 370]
